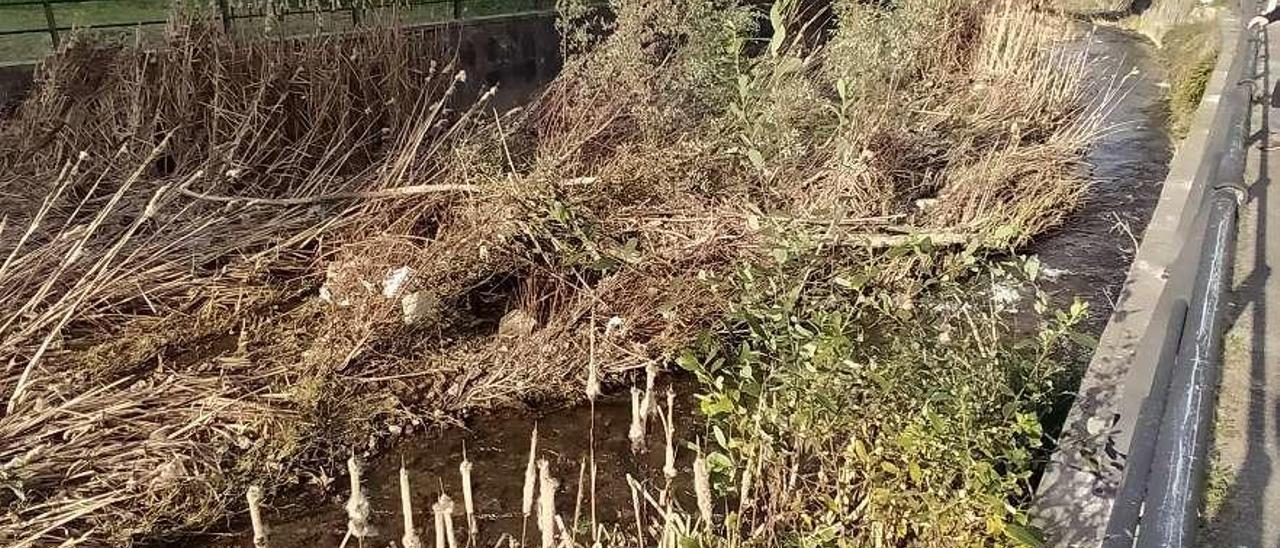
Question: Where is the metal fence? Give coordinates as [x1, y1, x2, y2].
[0, 0, 549, 50]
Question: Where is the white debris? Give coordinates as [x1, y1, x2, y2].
[401, 291, 439, 325]
[1040, 266, 1069, 281]
[319, 262, 354, 306]
[991, 282, 1022, 308]
[318, 283, 350, 307]
[605, 316, 624, 335]
[498, 309, 537, 338]
[383, 266, 414, 299]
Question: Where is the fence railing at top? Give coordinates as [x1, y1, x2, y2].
[0, 0, 551, 51]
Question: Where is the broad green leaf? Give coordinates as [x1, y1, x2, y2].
[1004, 523, 1046, 547]
[747, 148, 766, 171]
[1024, 255, 1041, 281]
[769, 0, 788, 56]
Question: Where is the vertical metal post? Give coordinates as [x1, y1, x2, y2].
[216, 0, 233, 33]
[41, 0, 59, 48]
[452, 0, 460, 20]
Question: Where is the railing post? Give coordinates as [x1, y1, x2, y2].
[216, 0, 233, 33]
[41, 0, 59, 48]
[452, 0, 460, 20]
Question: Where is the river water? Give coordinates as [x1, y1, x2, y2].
[1030, 25, 1173, 330]
[186, 25, 1174, 548]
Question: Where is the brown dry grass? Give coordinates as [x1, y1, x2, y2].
[0, 0, 1103, 545]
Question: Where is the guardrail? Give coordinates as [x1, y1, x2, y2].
[1133, 36, 1252, 545]
[0, 0, 548, 49]
[1033, 0, 1257, 545]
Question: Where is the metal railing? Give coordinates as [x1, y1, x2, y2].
[1101, 1, 1257, 545]
[0, 0, 549, 49]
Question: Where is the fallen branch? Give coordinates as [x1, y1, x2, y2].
[849, 231, 973, 249]
[177, 184, 481, 206]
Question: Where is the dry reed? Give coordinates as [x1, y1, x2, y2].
[459, 447, 477, 540]
[0, 0, 1107, 543]
[247, 486, 269, 548]
[401, 465, 424, 548]
[693, 450, 713, 530]
[345, 456, 371, 547]
[536, 459, 557, 548]
[521, 425, 538, 545]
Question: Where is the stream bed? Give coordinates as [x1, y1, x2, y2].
[188, 24, 1174, 548]
[1030, 25, 1174, 332]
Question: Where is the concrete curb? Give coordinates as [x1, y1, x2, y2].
[1033, 3, 1251, 546]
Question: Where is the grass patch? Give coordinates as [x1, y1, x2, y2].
[1198, 454, 1236, 542]
[674, 239, 1089, 545]
[1162, 17, 1219, 139]
[0, 0, 169, 62]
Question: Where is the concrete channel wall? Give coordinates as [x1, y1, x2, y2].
[0, 11, 561, 115]
[1034, 4, 1250, 546]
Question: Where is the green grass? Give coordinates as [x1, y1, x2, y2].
[1162, 17, 1219, 139]
[0, 0, 169, 62]
[677, 229, 1091, 545]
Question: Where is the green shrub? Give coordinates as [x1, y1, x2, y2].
[678, 226, 1090, 546]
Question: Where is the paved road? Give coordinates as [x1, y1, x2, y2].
[1207, 26, 1280, 548]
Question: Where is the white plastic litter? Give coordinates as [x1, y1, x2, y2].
[383, 266, 414, 299]
[401, 291, 437, 325]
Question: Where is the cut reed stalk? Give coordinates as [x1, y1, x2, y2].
[693, 450, 713, 531]
[345, 456, 371, 548]
[570, 457, 586, 547]
[439, 494, 458, 548]
[628, 387, 645, 453]
[459, 446, 477, 542]
[246, 486, 269, 548]
[521, 425, 538, 547]
[536, 459, 558, 548]
[401, 465, 423, 548]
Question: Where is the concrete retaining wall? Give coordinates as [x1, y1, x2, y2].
[407, 12, 561, 107]
[1033, 3, 1250, 546]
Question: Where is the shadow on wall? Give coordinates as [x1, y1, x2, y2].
[0, 63, 35, 116]
[418, 14, 562, 109]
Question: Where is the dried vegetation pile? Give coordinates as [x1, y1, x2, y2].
[0, 0, 1099, 544]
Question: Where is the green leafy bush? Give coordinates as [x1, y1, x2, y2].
[678, 227, 1089, 546]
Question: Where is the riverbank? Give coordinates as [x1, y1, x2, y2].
[190, 15, 1175, 548]
[0, 1, 1129, 546]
